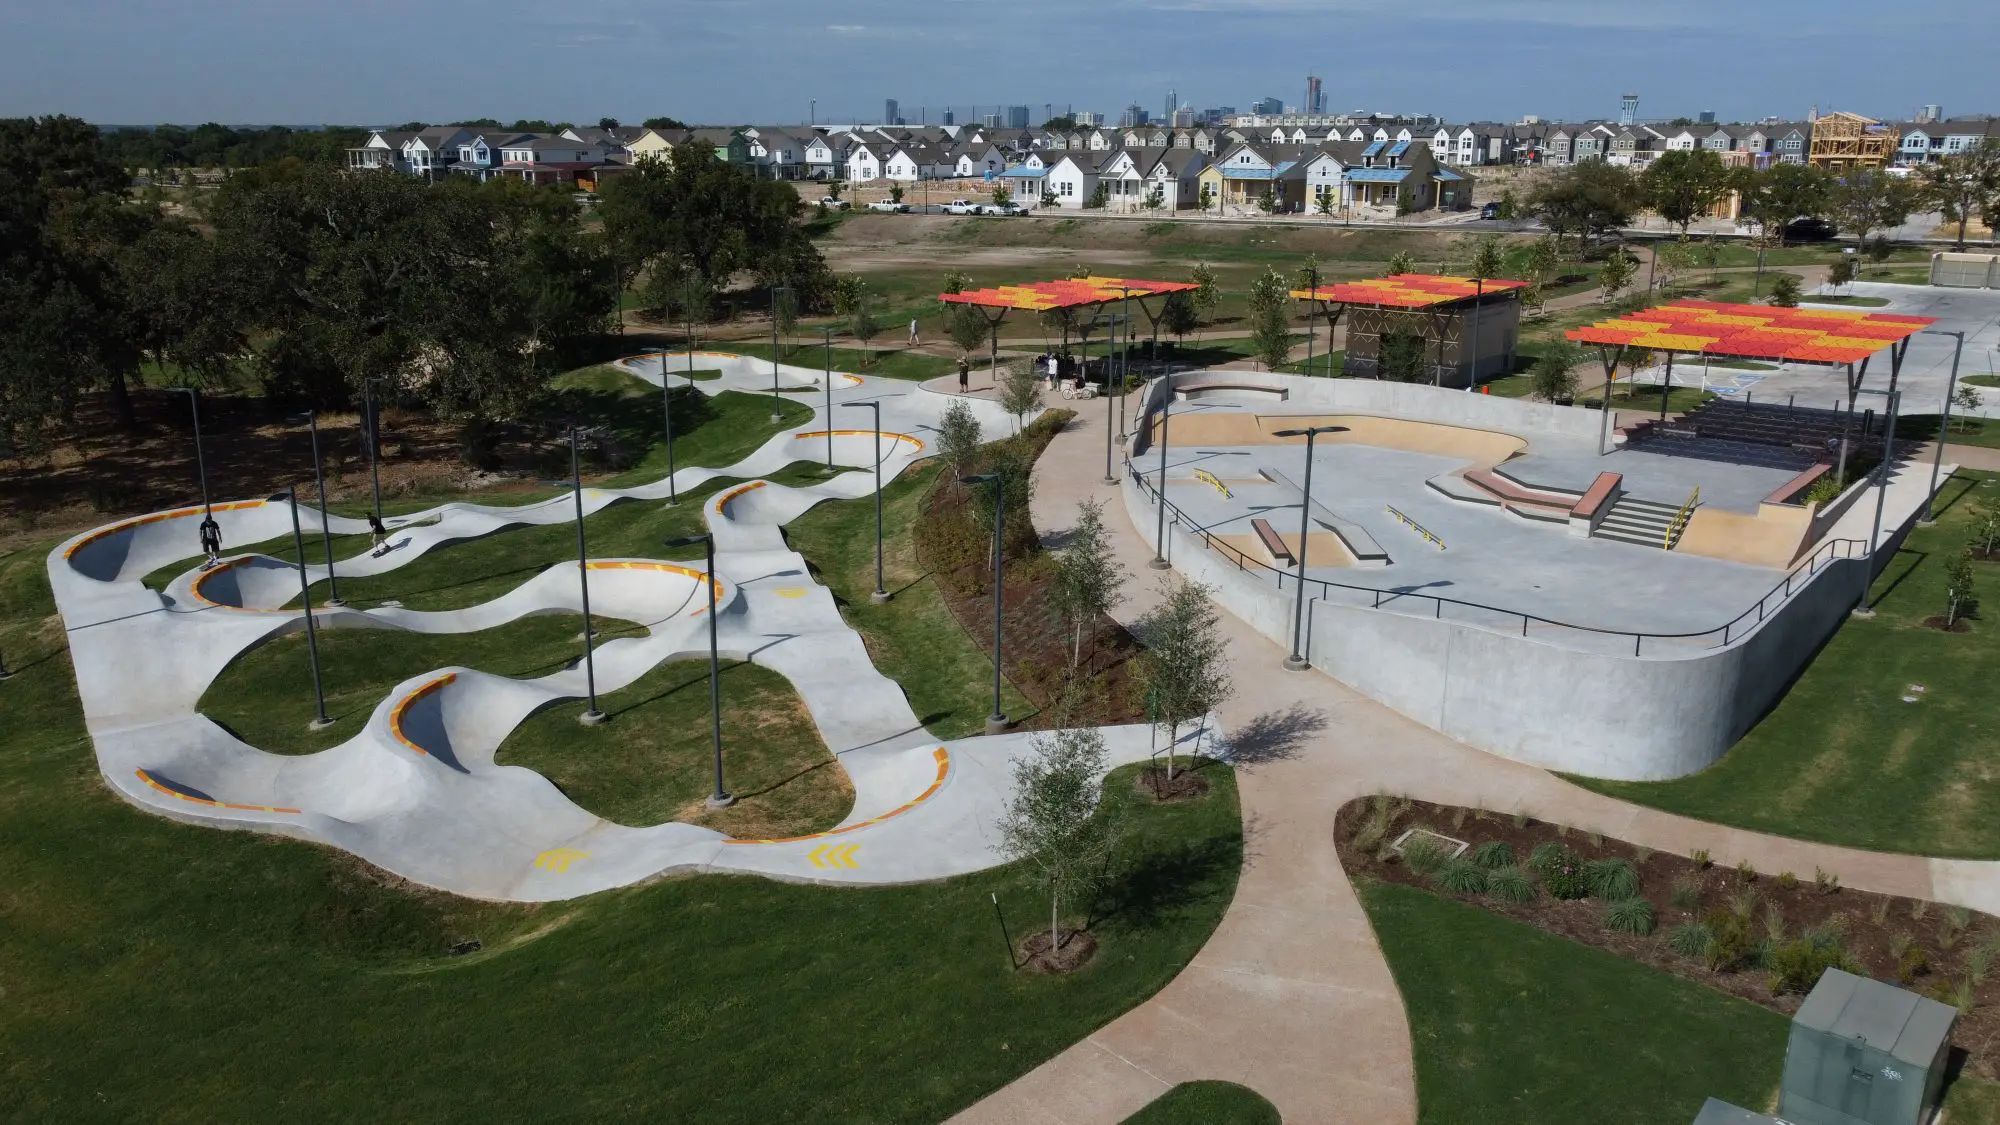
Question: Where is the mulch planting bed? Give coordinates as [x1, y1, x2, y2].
[1016, 928, 1099, 974]
[1336, 796, 2000, 1077]
[1922, 615, 1975, 633]
[1137, 766, 1210, 803]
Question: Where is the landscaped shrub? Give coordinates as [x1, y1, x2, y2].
[1485, 866, 1536, 904]
[1584, 858, 1640, 901]
[1669, 922, 1714, 958]
[1670, 875, 1702, 912]
[1350, 808, 1393, 852]
[1530, 843, 1590, 900]
[1469, 841, 1515, 870]
[1434, 858, 1488, 894]
[1398, 833, 1452, 877]
[1768, 937, 1857, 996]
[1702, 907, 1762, 973]
[1897, 943, 1930, 984]
[1604, 897, 1657, 936]
[1776, 871, 1799, 892]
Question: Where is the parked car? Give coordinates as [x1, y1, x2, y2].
[942, 199, 981, 215]
[1784, 217, 1838, 242]
[989, 201, 1027, 216]
[1479, 201, 1503, 220]
[867, 200, 911, 213]
[819, 197, 850, 211]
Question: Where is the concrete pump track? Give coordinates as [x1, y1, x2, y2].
[48, 354, 1202, 902]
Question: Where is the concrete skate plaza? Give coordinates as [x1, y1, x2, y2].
[1149, 400, 1798, 641]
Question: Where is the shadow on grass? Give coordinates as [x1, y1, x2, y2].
[1088, 833, 1242, 934]
[1869, 547, 1929, 609]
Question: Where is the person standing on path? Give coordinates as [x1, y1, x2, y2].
[198, 516, 222, 569]
[909, 318, 921, 346]
[957, 356, 970, 393]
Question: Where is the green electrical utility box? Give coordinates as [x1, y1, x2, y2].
[1691, 1097, 1786, 1124]
[1779, 969, 1955, 1125]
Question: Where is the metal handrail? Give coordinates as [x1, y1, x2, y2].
[1127, 459, 1865, 657]
[1664, 486, 1700, 549]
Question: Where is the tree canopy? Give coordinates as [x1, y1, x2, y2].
[1530, 162, 1641, 253]
[1639, 149, 1731, 235]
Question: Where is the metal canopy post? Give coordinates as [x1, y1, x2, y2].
[1150, 390, 1171, 570]
[1921, 329, 1967, 525]
[1659, 351, 1676, 422]
[1595, 344, 1625, 456]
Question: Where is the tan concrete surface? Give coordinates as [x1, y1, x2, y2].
[952, 401, 1967, 1125]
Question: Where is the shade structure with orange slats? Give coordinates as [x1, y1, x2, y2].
[1564, 299, 1935, 365]
[1290, 273, 1531, 309]
[937, 275, 1199, 311]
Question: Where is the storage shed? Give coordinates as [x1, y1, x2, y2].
[1778, 969, 1956, 1125]
[1691, 1098, 1784, 1125]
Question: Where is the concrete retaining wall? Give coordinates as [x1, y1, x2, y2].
[1122, 371, 1915, 781]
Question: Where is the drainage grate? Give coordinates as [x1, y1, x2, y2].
[1390, 827, 1469, 860]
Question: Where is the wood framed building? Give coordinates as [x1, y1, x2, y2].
[1293, 274, 1528, 387]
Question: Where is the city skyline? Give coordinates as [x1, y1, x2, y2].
[3, 0, 1995, 127]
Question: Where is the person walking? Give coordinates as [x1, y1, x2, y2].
[909, 318, 920, 346]
[198, 515, 222, 570]
[957, 355, 970, 393]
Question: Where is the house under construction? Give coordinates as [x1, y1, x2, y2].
[1808, 110, 1893, 172]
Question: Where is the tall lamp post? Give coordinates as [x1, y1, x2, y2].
[570, 425, 606, 724]
[842, 400, 890, 603]
[822, 326, 838, 470]
[769, 284, 790, 424]
[1852, 386, 1901, 618]
[1101, 308, 1119, 484]
[1149, 388, 1172, 570]
[168, 387, 212, 524]
[362, 378, 387, 528]
[1464, 277, 1485, 392]
[961, 472, 1009, 734]
[287, 486, 333, 731]
[665, 532, 732, 808]
[292, 410, 343, 607]
[1117, 286, 1134, 441]
[1920, 329, 1967, 525]
[1271, 425, 1348, 671]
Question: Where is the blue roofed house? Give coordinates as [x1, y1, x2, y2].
[1342, 136, 1471, 213]
[1002, 151, 1061, 208]
[1198, 141, 1316, 212]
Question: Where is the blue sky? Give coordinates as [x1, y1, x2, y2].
[4, 0, 1995, 128]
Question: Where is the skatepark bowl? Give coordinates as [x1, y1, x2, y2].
[1121, 371, 1937, 782]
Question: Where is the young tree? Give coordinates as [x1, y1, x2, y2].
[998, 363, 1043, 431]
[1598, 249, 1636, 301]
[1653, 239, 1697, 295]
[1920, 140, 2000, 249]
[1394, 186, 1415, 216]
[849, 289, 881, 365]
[1385, 249, 1416, 277]
[1250, 302, 1294, 372]
[1138, 577, 1231, 780]
[1258, 187, 1277, 214]
[1189, 261, 1220, 341]
[1040, 188, 1059, 209]
[1640, 149, 1731, 235]
[1531, 161, 1642, 255]
[1379, 331, 1428, 382]
[1196, 183, 1214, 215]
[1828, 254, 1858, 293]
[1700, 233, 1723, 282]
[1050, 498, 1127, 670]
[996, 717, 1119, 957]
[1530, 338, 1583, 403]
[1767, 273, 1804, 308]
[1971, 488, 2000, 554]
[1945, 547, 1977, 629]
[1316, 188, 1336, 217]
[1467, 235, 1505, 285]
[889, 183, 905, 204]
[1955, 384, 1985, 433]
[1086, 182, 1109, 210]
[771, 285, 798, 356]
[1161, 290, 1198, 348]
[1833, 169, 1917, 249]
[1521, 281, 1547, 320]
[992, 183, 1013, 208]
[1524, 235, 1561, 283]
[1740, 163, 1834, 247]
[935, 397, 982, 478]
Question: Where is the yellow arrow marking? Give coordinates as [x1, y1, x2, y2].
[533, 847, 591, 873]
[807, 842, 861, 870]
[774, 587, 809, 599]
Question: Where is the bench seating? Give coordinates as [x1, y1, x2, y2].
[1174, 382, 1289, 401]
[1250, 518, 1294, 566]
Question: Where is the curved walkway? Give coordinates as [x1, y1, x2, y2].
[954, 396, 1978, 1124]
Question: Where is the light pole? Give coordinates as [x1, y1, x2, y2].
[1921, 329, 1967, 525]
[287, 487, 333, 731]
[292, 410, 343, 607]
[168, 387, 212, 521]
[1271, 425, 1349, 671]
[1100, 309, 1118, 484]
[570, 425, 605, 724]
[665, 532, 732, 808]
[961, 472, 1009, 734]
[842, 400, 890, 603]
[1852, 386, 1901, 618]
[822, 327, 837, 470]
[362, 378, 386, 528]
[1464, 277, 1485, 392]
[1117, 287, 1134, 442]
[769, 283, 789, 424]
[1150, 388, 1172, 570]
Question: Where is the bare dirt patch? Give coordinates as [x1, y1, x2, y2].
[1016, 928, 1099, 974]
[1137, 766, 1211, 803]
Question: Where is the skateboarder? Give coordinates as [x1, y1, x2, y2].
[197, 515, 222, 570]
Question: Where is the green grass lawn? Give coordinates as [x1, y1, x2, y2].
[785, 460, 1036, 736]
[1805, 294, 1892, 307]
[0, 538, 1245, 1125]
[200, 612, 646, 755]
[497, 657, 849, 840]
[1586, 385, 1717, 415]
[1360, 880, 1787, 1124]
[1279, 349, 1346, 377]
[1906, 414, 2000, 451]
[717, 338, 959, 382]
[542, 374, 815, 488]
[1122, 1081, 1281, 1124]
[1572, 472, 2000, 858]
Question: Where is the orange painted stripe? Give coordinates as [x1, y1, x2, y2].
[65, 499, 268, 560]
[725, 747, 949, 845]
[187, 556, 259, 611]
[712, 479, 768, 515]
[795, 430, 927, 453]
[388, 672, 458, 757]
[585, 560, 726, 613]
[134, 769, 301, 815]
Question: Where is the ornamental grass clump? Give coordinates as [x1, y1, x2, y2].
[1486, 866, 1537, 904]
[1398, 832, 1452, 877]
[1669, 922, 1714, 959]
[1604, 897, 1657, 936]
[1585, 858, 1640, 901]
[1469, 841, 1515, 870]
[1434, 858, 1488, 895]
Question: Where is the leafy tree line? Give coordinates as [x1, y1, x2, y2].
[3, 120, 827, 464]
[99, 123, 372, 172]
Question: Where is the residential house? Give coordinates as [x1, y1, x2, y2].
[1700, 126, 1741, 154]
[1768, 124, 1809, 165]
[745, 129, 806, 179]
[1001, 151, 1056, 205]
[1894, 117, 2000, 165]
[560, 125, 645, 154]
[1542, 127, 1575, 166]
[445, 130, 536, 180]
[1198, 140, 1316, 211]
[1342, 137, 1469, 211]
[1040, 152, 1111, 209]
[1807, 111, 1894, 172]
[845, 140, 890, 182]
[1661, 128, 1701, 152]
[495, 135, 610, 185]
[1302, 140, 1370, 211]
[346, 127, 476, 177]
[803, 131, 844, 179]
[1097, 147, 1208, 211]
[347, 130, 415, 171]
[1608, 125, 1665, 167]
[1142, 148, 1209, 210]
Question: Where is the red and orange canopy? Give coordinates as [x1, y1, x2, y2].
[1291, 273, 1531, 309]
[938, 275, 1198, 312]
[1565, 300, 1935, 365]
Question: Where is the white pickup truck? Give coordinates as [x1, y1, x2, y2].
[942, 198, 984, 215]
[866, 200, 911, 213]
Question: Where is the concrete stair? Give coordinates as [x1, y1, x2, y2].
[1593, 496, 1686, 549]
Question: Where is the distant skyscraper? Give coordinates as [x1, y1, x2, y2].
[1305, 75, 1324, 115]
[982, 113, 1001, 129]
[942, 109, 955, 126]
[1698, 110, 1715, 125]
[1166, 88, 1178, 122]
[1620, 93, 1639, 126]
[1919, 104, 1943, 123]
[1171, 107, 1196, 129]
[1075, 110, 1102, 127]
[1006, 105, 1030, 129]
[885, 98, 900, 126]
[1252, 96, 1283, 115]
[1120, 104, 1147, 128]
